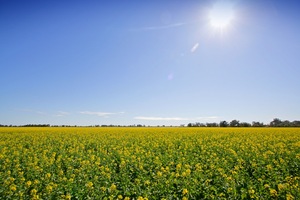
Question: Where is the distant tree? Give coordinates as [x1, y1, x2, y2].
[292, 120, 300, 127]
[252, 121, 264, 127]
[195, 122, 206, 127]
[219, 121, 229, 127]
[239, 122, 251, 127]
[281, 120, 291, 127]
[270, 118, 282, 127]
[22, 124, 50, 127]
[200, 123, 206, 127]
[187, 122, 206, 127]
[206, 123, 218, 127]
[229, 120, 240, 127]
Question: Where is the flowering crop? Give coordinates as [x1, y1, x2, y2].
[0, 127, 300, 199]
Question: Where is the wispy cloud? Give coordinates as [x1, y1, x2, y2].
[80, 111, 124, 118]
[58, 111, 70, 115]
[195, 116, 219, 120]
[80, 111, 114, 117]
[135, 116, 219, 121]
[191, 43, 199, 53]
[134, 116, 189, 121]
[130, 22, 185, 31]
[54, 111, 70, 117]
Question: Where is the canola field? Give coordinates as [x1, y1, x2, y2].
[0, 127, 300, 200]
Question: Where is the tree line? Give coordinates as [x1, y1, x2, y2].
[0, 118, 299, 128]
[187, 118, 300, 127]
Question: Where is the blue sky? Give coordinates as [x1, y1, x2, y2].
[1, 0, 300, 126]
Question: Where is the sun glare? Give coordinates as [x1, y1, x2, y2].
[209, 2, 235, 30]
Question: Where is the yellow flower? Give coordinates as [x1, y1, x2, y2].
[248, 188, 255, 194]
[30, 189, 37, 195]
[46, 185, 53, 193]
[157, 171, 162, 177]
[144, 180, 150, 185]
[278, 183, 285, 191]
[186, 169, 191, 175]
[45, 173, 51, 179]
[286, 194, 294, 200]
[26, 181, 32, 187]
[10, 184, 17, 191]
[176, 164, 182, 170]
[110, 183, 117, 191]
[182, 188, 188, 195]
[269, 189, 277, 197]
[32, 194, 40, 200]
[120, 160, 126, 166]
[65, 194, 71, 200]
[86, 181, 93, 188]
[118, 195, 123, 199]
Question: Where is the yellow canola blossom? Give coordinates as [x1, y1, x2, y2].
[0, 127, 299, 199]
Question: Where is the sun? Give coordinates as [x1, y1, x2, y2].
[208, 2, 235, 30]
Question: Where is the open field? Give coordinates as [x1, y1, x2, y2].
[0, 127, 300, 199]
